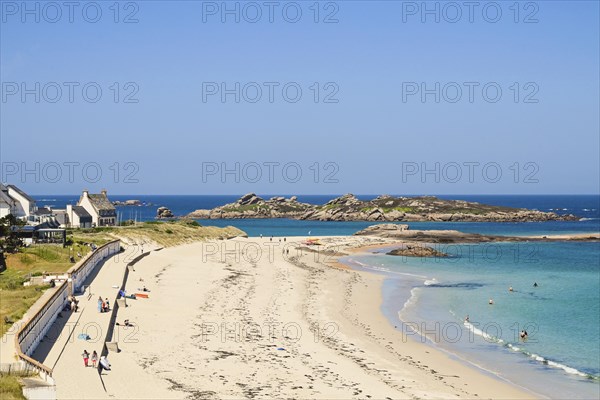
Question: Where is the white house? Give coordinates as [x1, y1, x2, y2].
[0, 185, 16, 218]
[0, 184, 36, 219]
[65, 205, 93, 228]
[77, 190, 117, 227]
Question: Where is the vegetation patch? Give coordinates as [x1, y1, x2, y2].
[0, 374, 26, 400]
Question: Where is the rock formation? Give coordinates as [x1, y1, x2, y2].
[186, 193, 579, 222]
[387, 245, 449, 258]
[156, 206, 175, 219]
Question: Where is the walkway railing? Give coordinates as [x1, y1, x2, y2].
[13, 240, 121, 382]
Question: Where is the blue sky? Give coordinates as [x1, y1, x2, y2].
[1, 0, 598, 195]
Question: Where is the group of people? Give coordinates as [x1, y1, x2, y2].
[260, 235, 287, 243]
[487, 282, 540, 306]
[81, 350, 111, 371]
[68, 295, 79, 312]
[97, 296, 110, 313]
[81, 350, 98, 367]
[464, 283, 540, 340]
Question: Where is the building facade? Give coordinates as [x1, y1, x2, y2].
[66, 205, 93, 228]
[77, 190, 117, 227]
[0, 184, 36, 219]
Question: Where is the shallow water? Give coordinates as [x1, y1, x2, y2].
[343, 241, 600, 399]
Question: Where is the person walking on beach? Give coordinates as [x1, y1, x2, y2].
[82, 350, 90, 367]
[91, 351, 98, 368]
[98, 296, 103, 313]
[105, 298, 110, 311]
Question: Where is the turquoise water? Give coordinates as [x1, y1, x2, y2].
[342, 241, 600, 399]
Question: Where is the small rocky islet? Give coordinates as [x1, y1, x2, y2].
[186, 193, 578, 222]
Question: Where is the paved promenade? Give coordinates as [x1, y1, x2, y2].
[32, 250, 131, 399]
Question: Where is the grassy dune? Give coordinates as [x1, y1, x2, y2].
[71, 220, 247, 248]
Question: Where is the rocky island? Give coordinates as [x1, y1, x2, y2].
[386, 245, 449, 258]
[187, 193, 579, 222]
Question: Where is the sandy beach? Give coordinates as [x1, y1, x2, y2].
[44, 235, 535, 399]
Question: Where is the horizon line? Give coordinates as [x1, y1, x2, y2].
[29, 193, 600, 197]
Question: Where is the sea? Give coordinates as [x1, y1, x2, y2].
[34, 194, 600, 398]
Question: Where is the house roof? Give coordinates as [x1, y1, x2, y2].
[0, 185, 15, 206]
[7, 185, 35, 202]
[72, 206, 92, 218]
[87, 194, 116, 212]
[0, 191, 14, 206]
[34, 207, 52, 216]
[55, 212, 68, 225]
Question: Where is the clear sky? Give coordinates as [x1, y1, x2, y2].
[1, 0, 598, 195]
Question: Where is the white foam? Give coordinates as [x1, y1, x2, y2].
[463, 321, 504, 344]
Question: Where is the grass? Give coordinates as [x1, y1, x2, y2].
[0, 375, 26, 400]
[0, 244, 93, 335]
[360, 206, 414, 213]
[104, 220, 246, 247]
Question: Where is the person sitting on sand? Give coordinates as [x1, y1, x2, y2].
[99, 356, 111, 371]
[104, 298, 110, 311]
[116, 319, 133, 327]
[142, 286, 150, 292]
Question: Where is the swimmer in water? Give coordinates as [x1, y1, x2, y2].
[533, 282, 538, 287]
[509, 286, 513, 292]
[489, 298, 494, 305]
